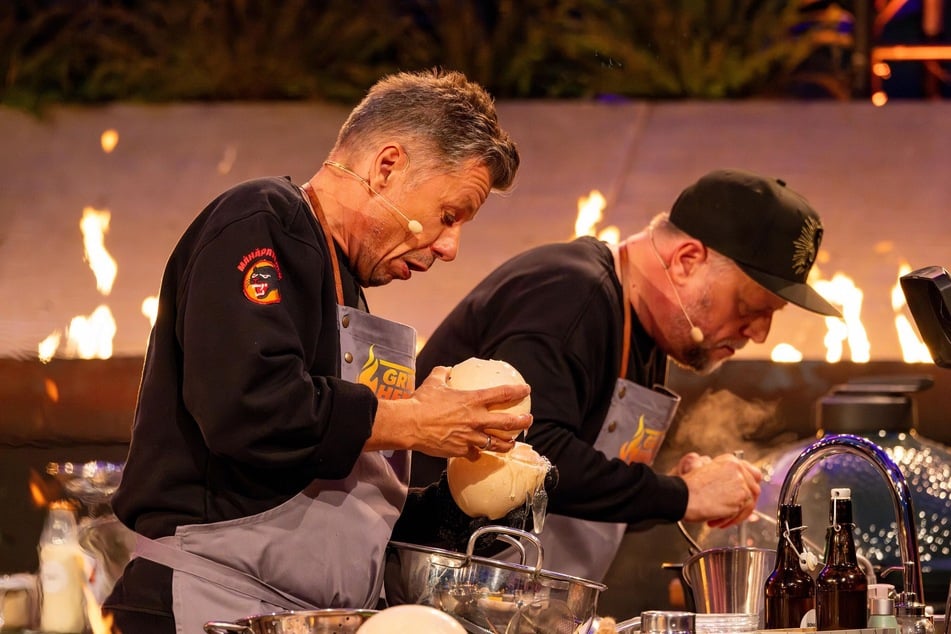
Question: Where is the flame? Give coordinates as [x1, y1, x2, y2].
[38, 331, 62, 362]
[65, 305, 117, 359]
[574, 190, 605, 237]
[812, 270, 870, 363]
[770, 343, 804, 363]
[45, 377, 60, 403]
[100, 129, 119, 154]
[29, 480, 47, 507]
[141, 295, 159, 328]
[81, 207, 118, 295]
[358, 346, 380, 391]
[770, 262, 934, 363]
[573, 190, 620, 244]
[28, 467, 59, 508]
[415, 334, 427, 356]
[597, 226, 621, 245]
[40, 207, 121, 360]
[83, 579, 118, 634]
[618, 414, 663, 464]
[218, 143, 238, 174]
[891, 263, 933, 363]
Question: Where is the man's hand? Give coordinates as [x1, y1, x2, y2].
[668, 451, 711, 476]
[368, 365, 533, 458]
[680, 453, 762, 528]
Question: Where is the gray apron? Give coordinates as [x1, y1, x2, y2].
[535, 380, 680, 581]
[529, 242, 681, 582]
[133, 184, 415, 633]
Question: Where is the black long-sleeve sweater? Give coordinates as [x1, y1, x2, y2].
[106, 176, 377, 620]
[412, 237, 688, 524]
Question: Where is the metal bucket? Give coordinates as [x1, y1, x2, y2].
[680, 547, 774, 627]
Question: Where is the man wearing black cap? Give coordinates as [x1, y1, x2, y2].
[409, 168, 842, 582]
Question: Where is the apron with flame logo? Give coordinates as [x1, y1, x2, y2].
[534, 381, 680, 581]
[531, 242, 681, 582]
[134, 184, 416, 633]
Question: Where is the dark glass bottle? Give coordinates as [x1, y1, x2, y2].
[816, 488, 868, 630]
[764, 503, 816, 629]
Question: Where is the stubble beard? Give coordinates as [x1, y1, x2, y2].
[669, 288, 721, 375]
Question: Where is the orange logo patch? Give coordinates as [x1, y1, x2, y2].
[241, 257, 282, 304]
[618, 414, 664, 465]
[358, 345, 414, 400]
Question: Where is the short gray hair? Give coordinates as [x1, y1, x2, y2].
[650, 212, 737, 273]
[332, 69, 519, 191]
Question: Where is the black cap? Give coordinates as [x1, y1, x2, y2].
[670, 169, 842, 318]
[778, 503, 803, 527]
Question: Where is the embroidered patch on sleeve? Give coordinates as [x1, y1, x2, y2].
[237, 248, 283, 304]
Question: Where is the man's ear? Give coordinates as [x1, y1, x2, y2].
[370, 143, 406, 190]
[668, 239, 708, 282]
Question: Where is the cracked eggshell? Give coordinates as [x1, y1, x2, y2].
[447, 357, 531, 440]
[447, 442, 548, 520]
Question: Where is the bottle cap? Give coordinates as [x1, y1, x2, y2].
[867, 583, 895, 600]
[829, 488, 853, 524]
[777, 503, 803, 537]
[870, 597, 895, 615]
[779, 503, 803, 524]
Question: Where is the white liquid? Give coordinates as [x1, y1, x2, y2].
[39, 543, 85, 633]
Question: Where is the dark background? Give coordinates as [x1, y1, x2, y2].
[3, 0, 950, 110]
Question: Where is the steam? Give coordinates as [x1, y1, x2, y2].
[657, 388, 794, 473]
[658, 388, 794, 550]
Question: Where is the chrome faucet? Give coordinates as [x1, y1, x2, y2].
[777, 433, 925, 604]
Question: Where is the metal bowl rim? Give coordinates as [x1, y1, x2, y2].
[232, 608, 379, 624]
[387, 540, 607, 590]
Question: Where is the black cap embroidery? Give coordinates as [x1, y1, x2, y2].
[792, 216, 822, 276]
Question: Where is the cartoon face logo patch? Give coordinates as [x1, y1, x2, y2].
[237, 248, 282, 304]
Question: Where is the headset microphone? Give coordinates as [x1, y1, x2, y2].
[403, 217, 424, 235]
[665, 265, 705, 344]
[688, 323, 705, 344]
[648, 228, 704, 344]
[379, 202, 423, 235]
[676, 294, 705, 344]
[323, 160, 423, 235]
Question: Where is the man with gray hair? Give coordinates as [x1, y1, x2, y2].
[104, 69, 527, 632]
[412, 168, 841, 582]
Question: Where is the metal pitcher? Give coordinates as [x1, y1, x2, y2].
[680, 547, 775, 628]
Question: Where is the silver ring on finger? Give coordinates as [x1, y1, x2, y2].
[482, 434, 493, 450]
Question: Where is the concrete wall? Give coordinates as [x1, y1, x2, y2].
[2, 99, 951, 612]
[2, 100, 950, 362]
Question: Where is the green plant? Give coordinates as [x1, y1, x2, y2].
[562, 0, 838, 99]
[392, 0, 596, 98]
[1, 0, 411, 109]
[1, 0, 851, 108]
[110, 0, 409, 102]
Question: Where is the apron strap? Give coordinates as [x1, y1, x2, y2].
[134, 533, 321, 611]
[617, 241, 633, 378]
[301, 182, 345, 305]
